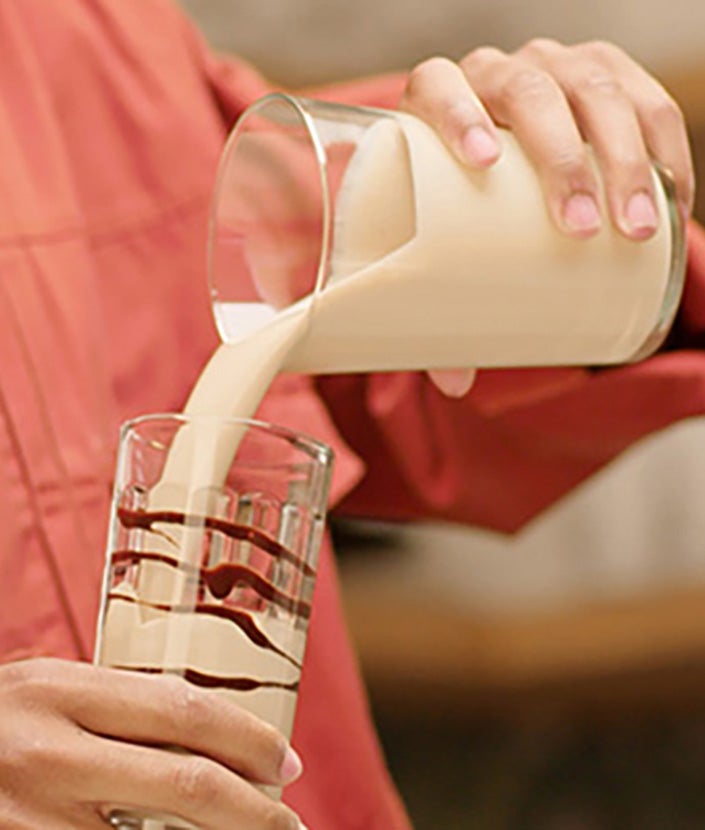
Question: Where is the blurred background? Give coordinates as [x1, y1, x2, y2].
[179, 2, 705, 826]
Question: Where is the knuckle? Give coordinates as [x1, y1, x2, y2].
[405, 56, 452, 97]
[501, 68, 555, 105]
[460, 46, 504, 73]
[1, 658, 59, 699]
[522, 37, 562, 57]
[0, 661, 32, 689]
[416, 55, 452, 74]
[170, 757, 222, 811]
[583, 39, 623, 63]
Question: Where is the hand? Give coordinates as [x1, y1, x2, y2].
[400, 39, 695, 397]
[0, 658, 304, 829]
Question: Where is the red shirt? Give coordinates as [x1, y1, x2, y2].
[2, 2, 705, 828]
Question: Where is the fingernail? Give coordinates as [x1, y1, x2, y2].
[444, 370, 476, 398]
[280, 745, 303, 784]
[562, 192, 601, 236]
[430, 369, 476, 398]
[461, 126, 501, 166]
[624, 191, 658, 238]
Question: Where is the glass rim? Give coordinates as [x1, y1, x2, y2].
[119, 412, 334, 466]
[207, 92, 333, 327]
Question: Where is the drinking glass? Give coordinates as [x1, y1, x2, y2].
[94, 414, 333, 829]
[208, 93, 686, 371]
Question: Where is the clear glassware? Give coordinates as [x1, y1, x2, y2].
[94, 414, 333, 829]
[209, 93, 686, 372]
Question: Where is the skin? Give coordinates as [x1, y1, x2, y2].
[0, 39, 695, 830]
[409, 41, 696, 397]
[0, 659, 305, 829]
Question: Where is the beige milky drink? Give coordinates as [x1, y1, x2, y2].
[211, 94, 686, 373]
[95, 415, 332, 830]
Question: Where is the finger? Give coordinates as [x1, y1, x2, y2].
[428, 368, 477, 397]
[519, 40, 658, 239]
[78, 734, 301, 830]
[580, 40, 695, 217]
[461, 47, 602, 238]
[36, 661, 299, 787]
[400, 56, 501, 167]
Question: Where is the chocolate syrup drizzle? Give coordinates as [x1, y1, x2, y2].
[117, 507, 315, 577]
[107, 589, 303, 669]
[111, 549, 312, 620]
[113, 665, 299, 694]
[109, 507, 314, 695]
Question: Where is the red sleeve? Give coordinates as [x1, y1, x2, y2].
[317, 221, 705, 533]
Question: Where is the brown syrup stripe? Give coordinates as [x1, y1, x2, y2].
[112, 665, 299, 694]
[111, 549, 312, 620]
[107, 589, 303, 669]
[117, 507, 315, 577]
